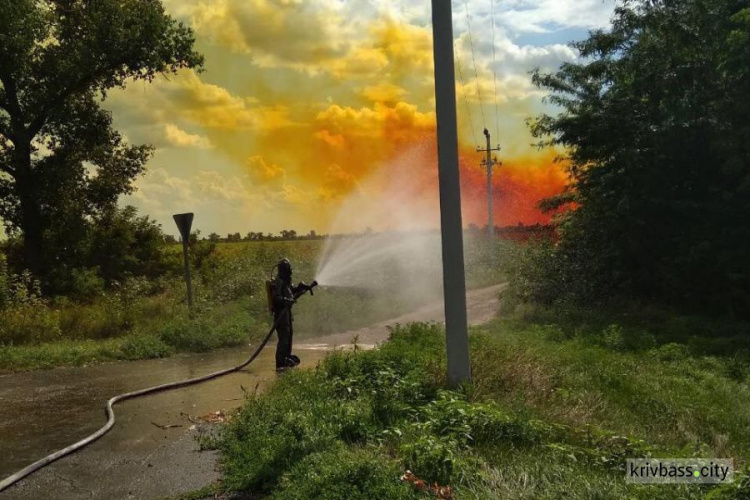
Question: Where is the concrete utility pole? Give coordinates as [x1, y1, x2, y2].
[476, 128, 501, 240]
[430, 0, 471, 386]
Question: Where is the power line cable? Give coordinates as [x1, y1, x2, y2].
[454, 41, 479, 147]
[489, 0, 500, 141]
[462, 0, 487, 131]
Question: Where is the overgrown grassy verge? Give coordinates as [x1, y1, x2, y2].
[477, 304, 750, 459]
[0, 241, 318, 372]
[0, 237, 510, 372]
[0, 302, 260, 372]
[210, 320, 749, 499]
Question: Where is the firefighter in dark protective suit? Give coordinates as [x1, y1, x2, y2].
[271, 258, 313, 371]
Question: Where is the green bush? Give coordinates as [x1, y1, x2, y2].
[272, 446, 417, 500]
[217, 324, 545, 492]
[503, 238, 608, 311]
[189, 238, 217, 271]
[601, 324, 626, 351]
[529, 0, 750, 318]
[704, 471, 750, 500]
[418, 392, 551, 448]
[0, 302, 61, 345]
[0, 271, 61, 345]
[218, 370, 343, 492]
[68, 268, 105, 302]
[725, 351, 750, 382]
[653, 342, 691, 362]
[7, 205, 175, 297]
[217, 324, 444, 493]
[398, 434, 464, 487]
[157, 313, 248, 352]
[88, 205, 173, 286]
[0, 252, 9, 309]
[119, 335, 173, 360]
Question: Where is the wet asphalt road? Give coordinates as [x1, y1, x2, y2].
[0, 284, 503, 499]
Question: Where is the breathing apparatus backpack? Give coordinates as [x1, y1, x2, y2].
[265, 264, 276, 314]
[265, 278, 274, 314]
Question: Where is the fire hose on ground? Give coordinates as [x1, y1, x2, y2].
[0, 281, 317, 494]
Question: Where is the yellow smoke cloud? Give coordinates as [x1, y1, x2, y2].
[109, 0, 568, 233]
[360, 83, 408, 104]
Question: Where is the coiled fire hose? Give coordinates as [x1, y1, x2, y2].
[0, 300, 296, 494]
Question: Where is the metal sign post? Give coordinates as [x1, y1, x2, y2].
[431, 0, 472, 386]
[173, 213, 194, 308]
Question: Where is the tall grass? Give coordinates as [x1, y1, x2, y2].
[0, 236, 511, 372]
[211, 321, 749, 499]
[476, 304, 750, 459]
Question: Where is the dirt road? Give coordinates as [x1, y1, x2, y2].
[0, 284, 503, 499]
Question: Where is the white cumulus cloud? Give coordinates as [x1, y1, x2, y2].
[164, 124, 213, 149]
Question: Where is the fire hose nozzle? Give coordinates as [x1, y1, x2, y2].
[309, 280, 319, 296]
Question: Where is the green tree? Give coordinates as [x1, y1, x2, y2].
[246, 231, 265, 241]
[280, 229, 297, 240]
[87, 205, 168, 284]
[0, 0, 203, 284]
[530, 0, 750, 315]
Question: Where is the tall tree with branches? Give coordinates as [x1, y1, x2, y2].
[530, 0, 750, 315]
[0, 0, 203, 286]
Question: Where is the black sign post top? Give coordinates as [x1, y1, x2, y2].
[173, 213, 194, 242]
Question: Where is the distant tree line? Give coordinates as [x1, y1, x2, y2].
[165, 225, 553, 245]
[179, 229, 326, 244]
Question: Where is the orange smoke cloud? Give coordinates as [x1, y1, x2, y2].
[459, 149, 570, 226]
[304, 101, 568, 227]
[324, 132, 569, 228]
[251, 100, 567, 228]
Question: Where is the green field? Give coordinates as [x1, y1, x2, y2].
[0, 237, 511, 372]
[0, 240, 314, 372]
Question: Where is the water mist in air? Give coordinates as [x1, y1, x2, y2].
[315, 148, 445, 306]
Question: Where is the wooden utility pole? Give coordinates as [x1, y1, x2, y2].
[476, 128, 501, 240]
[431, 0, 471, 386]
